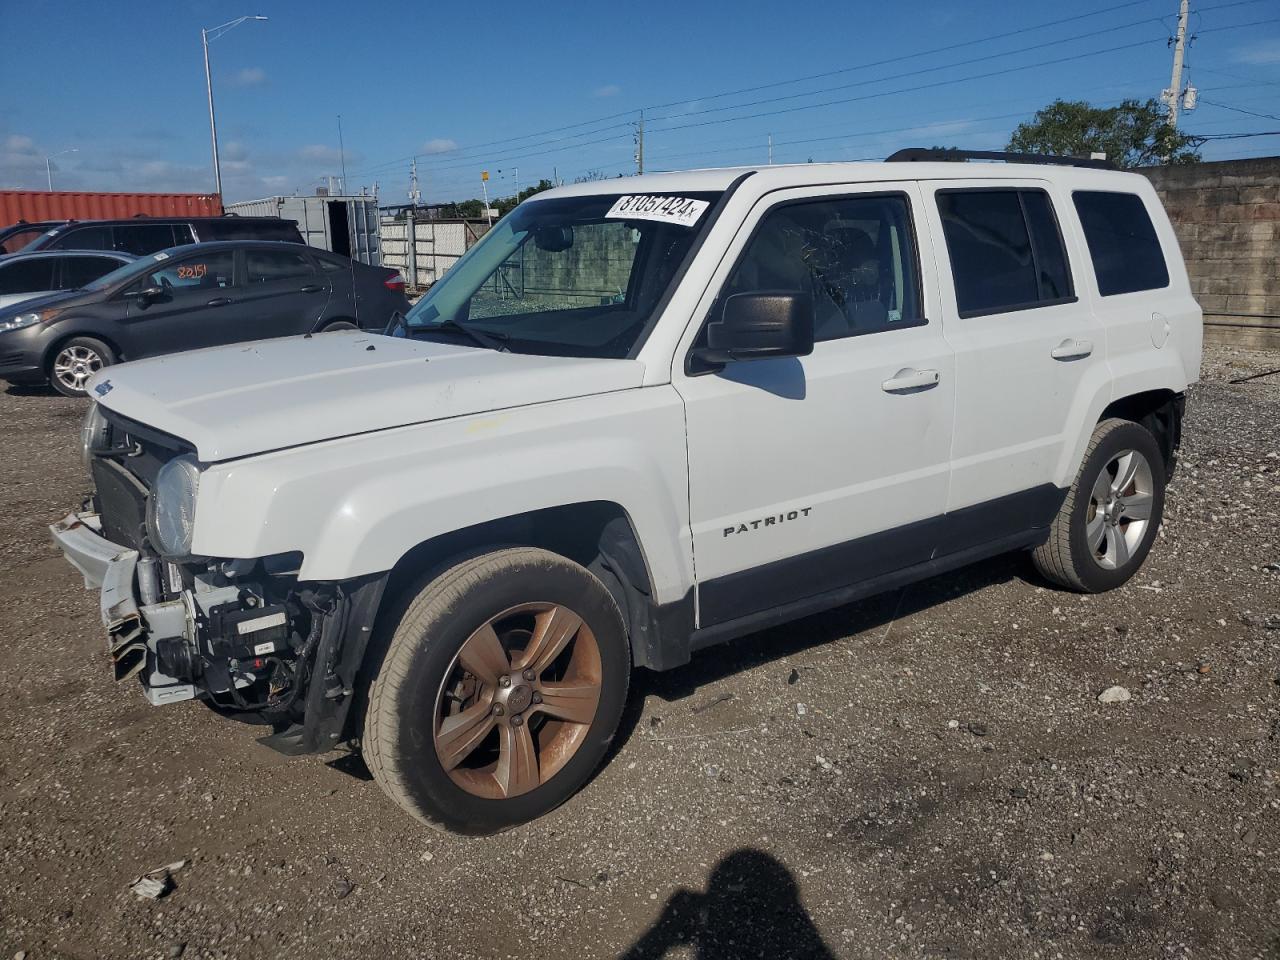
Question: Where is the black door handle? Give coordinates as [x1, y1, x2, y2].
[206, 297, 233, 306]
[299, 284, 323, 293]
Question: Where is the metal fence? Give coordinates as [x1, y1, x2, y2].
[379, 216, 492, 290]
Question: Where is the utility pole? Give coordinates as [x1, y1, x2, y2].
[1164, 0, 1190, 130]
[408, 158, 421, 206]
[634, 110, 644, 175]
[337, 114, 348, 195]
[768, 133, 773, 165]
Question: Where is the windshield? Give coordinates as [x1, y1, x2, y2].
[403, 191, 722, 358]
[81, 251, 161, 291]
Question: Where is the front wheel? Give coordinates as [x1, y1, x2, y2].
[364, 548, 630, 834]
[1032, 418, 1167, 592]
[49, 337, 115, 397]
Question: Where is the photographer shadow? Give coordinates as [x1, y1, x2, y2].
[620, 848, 835, 960]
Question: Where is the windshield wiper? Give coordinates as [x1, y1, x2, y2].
[416, 318, 510, 352]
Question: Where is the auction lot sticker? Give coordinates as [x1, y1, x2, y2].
[606, 195, 710, 227]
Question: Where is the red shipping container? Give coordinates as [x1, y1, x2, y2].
[0, 190, 223, 226]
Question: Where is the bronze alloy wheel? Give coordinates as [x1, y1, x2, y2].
[432, 602, 603, 800]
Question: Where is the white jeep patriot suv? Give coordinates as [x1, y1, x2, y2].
[53, 149, 1200, 834]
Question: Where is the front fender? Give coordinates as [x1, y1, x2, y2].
[190, 387, 694, 603]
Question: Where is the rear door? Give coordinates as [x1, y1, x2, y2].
[920, 179, 1107, 550]
[123, 249, 240, 355]
[237, 247, 332, 337]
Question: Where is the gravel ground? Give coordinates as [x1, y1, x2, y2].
[0, 343, 1277, 960]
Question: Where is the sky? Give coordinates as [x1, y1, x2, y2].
[1, 0, 1278, 204]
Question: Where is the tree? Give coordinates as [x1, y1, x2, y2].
[1008, 99, 1201, 168]
[493, 178, 556, 216]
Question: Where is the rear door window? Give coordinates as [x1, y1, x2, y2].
[0, 258, 56, 293]
[196, 219, 300, 242]
[60, 256, 127, 289]
[936, 188, 1075, 317]
[113, 223, 177, 256]
[1072, 191, 1170, 296]
[245, 249, 315, 283]
[171, 223, 196, 246]
[49, 225, 112, 251]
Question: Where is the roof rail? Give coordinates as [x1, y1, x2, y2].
[886, 148, 1115, 170]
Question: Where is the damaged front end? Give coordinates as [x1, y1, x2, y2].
[50, 407, 386, 755]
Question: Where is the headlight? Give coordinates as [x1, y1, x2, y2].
[146, 454, 202, 557]
[0, 311, 44, 334]
[80, 402, 109, 469]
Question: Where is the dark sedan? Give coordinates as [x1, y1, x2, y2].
[0, 240, 409, 396]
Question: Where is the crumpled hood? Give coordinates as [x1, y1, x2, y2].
[89, 332, 645, 461]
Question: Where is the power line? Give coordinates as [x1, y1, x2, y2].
[347, 0, 1225, 182]
[1196, 129, 1280, 138]
[1198, 98, 1280, 122]
[642, 16, 1175, 127]
[641, 0, 1165, 113]
[652, 37, 1165, 135]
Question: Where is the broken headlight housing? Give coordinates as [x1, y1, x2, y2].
[80, 402, 109, 469]
[146, 454, 202, 557]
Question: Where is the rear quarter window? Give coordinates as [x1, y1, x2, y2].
[1072, 191, 1170, 296]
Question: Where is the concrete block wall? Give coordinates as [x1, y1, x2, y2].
[1138, 157, 1280, 350]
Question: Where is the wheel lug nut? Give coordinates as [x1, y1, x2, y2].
[498, 676, 511, 688]
[511, 714, 523, 726]
[531, 692, 542, 704]
[522, 669, 536, 682]
[492, 703, 505, 716]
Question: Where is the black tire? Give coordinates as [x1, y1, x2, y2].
[47, 336, 115, 398]
[1032, 418, 1167, 592]
[364, 547, 630, 834]
[319, 319, 358, 332]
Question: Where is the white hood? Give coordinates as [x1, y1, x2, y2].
[90, 332, 645, 462]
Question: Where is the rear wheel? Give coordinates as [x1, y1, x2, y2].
[364, 547, 630, 834]
[48, 337, 115, 397]
[1032, 418, 1166, 592]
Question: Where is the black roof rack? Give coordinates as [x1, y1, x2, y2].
[886, 148, 1115, 170]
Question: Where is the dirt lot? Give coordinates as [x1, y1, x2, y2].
[0, 343, 1277, 960]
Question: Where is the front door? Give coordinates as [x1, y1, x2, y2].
[674, 183, 955, 628]
[123, 249, 239, 356]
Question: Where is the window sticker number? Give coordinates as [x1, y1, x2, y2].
[605, 195, 710, 228]
[177, 263, 207, 280]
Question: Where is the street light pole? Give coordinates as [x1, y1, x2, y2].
[45, 148, 78, 191]
[201, 15, 268, 197]
[202, 27, 221, 197]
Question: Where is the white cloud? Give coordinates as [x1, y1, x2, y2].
[222, 140, 250, 162]
[231, 66, 268, 87]
[1233, 40, 1280, 65]
[593, 84, 621, 98]
[421, 138, 457, 155]
[299, 143, 343, 163]
[4, 134, 37, 154]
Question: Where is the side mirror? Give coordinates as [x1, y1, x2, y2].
[693, 292, 815, 366]
[138, 285, 166, 305]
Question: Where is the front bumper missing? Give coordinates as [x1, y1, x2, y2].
[50, 511, 197, 701]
